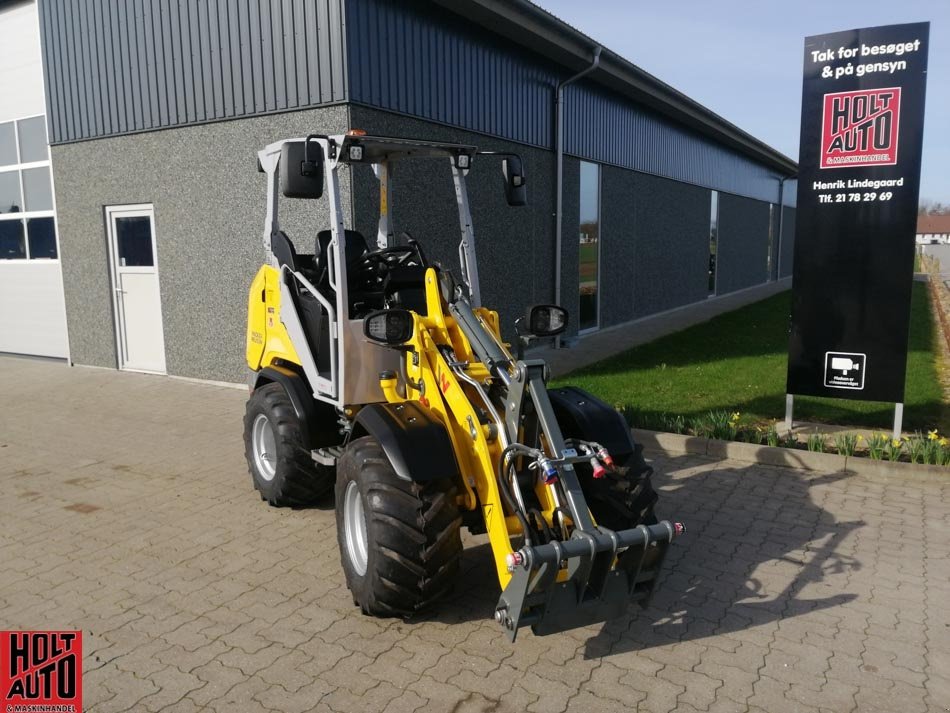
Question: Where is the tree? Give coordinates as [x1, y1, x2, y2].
[919, 200, 950, 215]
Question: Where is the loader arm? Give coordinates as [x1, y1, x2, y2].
[376, 268, 684, 640]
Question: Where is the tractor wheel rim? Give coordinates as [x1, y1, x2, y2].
[252, 414, 277, 482]
[344, 480, 369, 576]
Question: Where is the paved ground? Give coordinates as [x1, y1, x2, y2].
[1, 356, 949, 713]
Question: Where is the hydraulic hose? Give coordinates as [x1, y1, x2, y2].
[497, 444, 539, 547]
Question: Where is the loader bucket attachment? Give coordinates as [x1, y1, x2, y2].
[494, 520, 684, 641]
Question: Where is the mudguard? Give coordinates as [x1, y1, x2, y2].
[548, 386, 635, 463]
[254, 365, 338, 450]
[351, 402, 460, 482]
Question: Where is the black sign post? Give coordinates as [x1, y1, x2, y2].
[786, 22, 929, 436]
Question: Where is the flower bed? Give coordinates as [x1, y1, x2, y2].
[624, 407, 950, 467]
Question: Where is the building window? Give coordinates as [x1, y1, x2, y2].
[0, 115, 58, 260]
[708, 191, 719, 295]
[579, 161, 600, 331]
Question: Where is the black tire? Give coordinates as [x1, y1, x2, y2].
[336, 435, 462, 616]
[565, 433, 658, 530]
[577, 443, 659, 530]
[243, 382, 334, 506]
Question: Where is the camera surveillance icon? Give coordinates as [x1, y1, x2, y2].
[830, 357, 860, 375]
[824, 352, 866, 390]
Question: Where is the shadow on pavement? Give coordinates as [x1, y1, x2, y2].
[413, 451, 865, 655]
[584, 452, 863, 659]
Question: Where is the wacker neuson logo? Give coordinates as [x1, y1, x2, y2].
[820, 87, 901, 168]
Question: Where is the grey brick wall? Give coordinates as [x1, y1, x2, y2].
[716, 192, 772, 295]
[53, 105, 351, 383]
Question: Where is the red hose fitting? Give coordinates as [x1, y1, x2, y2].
[590, 457, 607, 479]
[596, 446, 614, 469]
[505, 551, 525, 572]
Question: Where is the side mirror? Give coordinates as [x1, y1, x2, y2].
[524, 304, 568, 337]
[502, 156, 527, 207]
[364, 309, 414, 345]
[280, 138, 324, 199]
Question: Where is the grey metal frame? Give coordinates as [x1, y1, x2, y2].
[256, 134, 482, 407]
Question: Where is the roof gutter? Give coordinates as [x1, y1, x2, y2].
[554, 46, 601, 342]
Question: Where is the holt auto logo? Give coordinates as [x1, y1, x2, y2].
[1, 631, 82, 713]
[820, 87, 901, 169]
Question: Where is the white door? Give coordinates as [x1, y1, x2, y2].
[107, 205, 166, 374]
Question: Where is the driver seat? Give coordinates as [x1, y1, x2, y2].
[315, 229, 370, 276]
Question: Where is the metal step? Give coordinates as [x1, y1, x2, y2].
[312, 445, 344, 466]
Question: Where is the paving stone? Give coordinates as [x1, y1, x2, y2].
[1, 356, 948, 713]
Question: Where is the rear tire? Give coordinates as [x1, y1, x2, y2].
[243, 383, 334, 506]
[336, 435, 462, 616]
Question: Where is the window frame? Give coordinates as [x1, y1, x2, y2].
[0, 113, 60, 262]
[578, 160, 602, 334]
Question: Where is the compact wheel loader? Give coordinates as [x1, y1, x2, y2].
[243, 130, 684, 640]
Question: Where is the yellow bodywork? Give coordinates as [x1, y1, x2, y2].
[246, 263, 562, 589]
[246, 265, 302, 372]
[376, 268, 563, 588]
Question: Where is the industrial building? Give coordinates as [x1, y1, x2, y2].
[3, 0, 797, 383]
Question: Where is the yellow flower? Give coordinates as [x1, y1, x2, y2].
[731, 412, 740, 422]
[941, 437, 948, 447]
[928, 429, 939, 441]
[857, 434, 864, 441]
[892, 439, 902, 448]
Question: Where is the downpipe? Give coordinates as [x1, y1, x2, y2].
[554, 46, 602, 348]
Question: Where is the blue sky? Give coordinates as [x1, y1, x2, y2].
[534, 0, 948, 204]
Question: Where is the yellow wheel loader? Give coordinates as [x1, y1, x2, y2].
[244, 131, 684, 640]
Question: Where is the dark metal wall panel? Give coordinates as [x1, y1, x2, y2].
[40, 0, 348, 144]
[780, 206, 796, 279]
[564, 83, 783, 204]
[716, 193, 772, 295]
[346, 0, 787, 204]
[347, 0, 558, 149]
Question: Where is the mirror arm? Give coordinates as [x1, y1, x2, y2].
[303, 133, 332, 167]
[477, 150, 525, 164]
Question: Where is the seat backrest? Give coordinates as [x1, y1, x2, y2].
[316, 229, 370, 266]
[271, 230, 297, 271]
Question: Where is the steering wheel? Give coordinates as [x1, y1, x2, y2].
[352, 244, 421, 292]
[356, 245, 419, 270]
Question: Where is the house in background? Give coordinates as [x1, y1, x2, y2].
[916, 214, 950, 244]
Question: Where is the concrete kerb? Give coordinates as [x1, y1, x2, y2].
[632, 427, 950, 483]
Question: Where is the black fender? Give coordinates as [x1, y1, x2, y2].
[548, 386, 636, 464]
[351, 402, 461, 483]
[253, 365, 338, 450]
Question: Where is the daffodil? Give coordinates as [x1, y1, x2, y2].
[928, 429, 939, 441]
[941, 437, 948, 447]
[857, 434, 864, 441]
[731, 412, 740, 422]
[892, 439, 902, 448]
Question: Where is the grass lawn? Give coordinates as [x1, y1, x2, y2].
[555, 282, 949, 433]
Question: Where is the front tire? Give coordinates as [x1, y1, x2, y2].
[336, 436, 462, 616]
[582, 443, 659, 530]
[243, 383, 334, 506]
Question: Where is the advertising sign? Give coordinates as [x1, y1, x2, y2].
[786, 22, 929, 402]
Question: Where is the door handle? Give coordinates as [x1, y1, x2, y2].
[114, 288, 127, 294]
